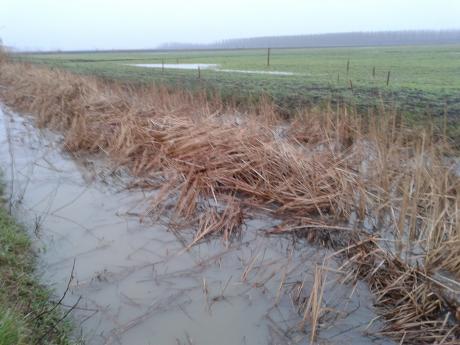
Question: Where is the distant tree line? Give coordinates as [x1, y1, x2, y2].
[159, 30, 460, 50]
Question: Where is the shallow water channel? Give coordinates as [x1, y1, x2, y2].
[0, 106, 393, 345]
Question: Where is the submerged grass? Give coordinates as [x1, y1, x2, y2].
[0, 178, 77, 344]
[0, 57, 458, 344]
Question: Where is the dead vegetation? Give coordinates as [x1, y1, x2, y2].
[0, 60, 459, 344]
[0, 42, 7, 64]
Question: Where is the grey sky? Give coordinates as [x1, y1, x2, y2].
[2, 0, 460, 51]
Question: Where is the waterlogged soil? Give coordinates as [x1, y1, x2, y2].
[0, 106, 394, 345]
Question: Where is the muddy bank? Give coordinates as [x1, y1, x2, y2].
[0, 106, 392, 344]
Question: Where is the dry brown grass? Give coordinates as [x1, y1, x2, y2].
[0, 60, 459, 344]
[0, 42, 7, 64]
[338, 238, 460, 343]
[300, 265, 326, 343]
[0, 63, 357, 222]
[287, 108, 460, 342]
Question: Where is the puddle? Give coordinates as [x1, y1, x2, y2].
[128, 63, 218, 70]
[128, 64, 297, 76]
[0, 105, 393, 345]
[219, 69, 296, 76]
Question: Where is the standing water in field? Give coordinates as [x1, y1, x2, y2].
[127, 63, 297, 76]
[128, 63, 219, 70]
[0, 105, 393, 345]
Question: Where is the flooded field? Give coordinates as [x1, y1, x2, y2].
[0, 106, 393, 344]
[219, 69, 296, 76]
[128, 63, 296, 76]
[128, 63, 219, 70]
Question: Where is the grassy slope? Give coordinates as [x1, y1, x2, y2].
[0, 182, 76, 345]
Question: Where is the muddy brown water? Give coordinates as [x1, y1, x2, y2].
[0, 105, 393, 345]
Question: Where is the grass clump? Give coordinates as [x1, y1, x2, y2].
[0, 307, 26, 345]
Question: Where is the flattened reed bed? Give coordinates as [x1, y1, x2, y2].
[0, 63, 356, 222]
[0, 60, 459, 344]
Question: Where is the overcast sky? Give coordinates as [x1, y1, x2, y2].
[1, 0, 459, 51]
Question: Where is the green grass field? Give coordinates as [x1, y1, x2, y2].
[17, 45, 460, 119]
